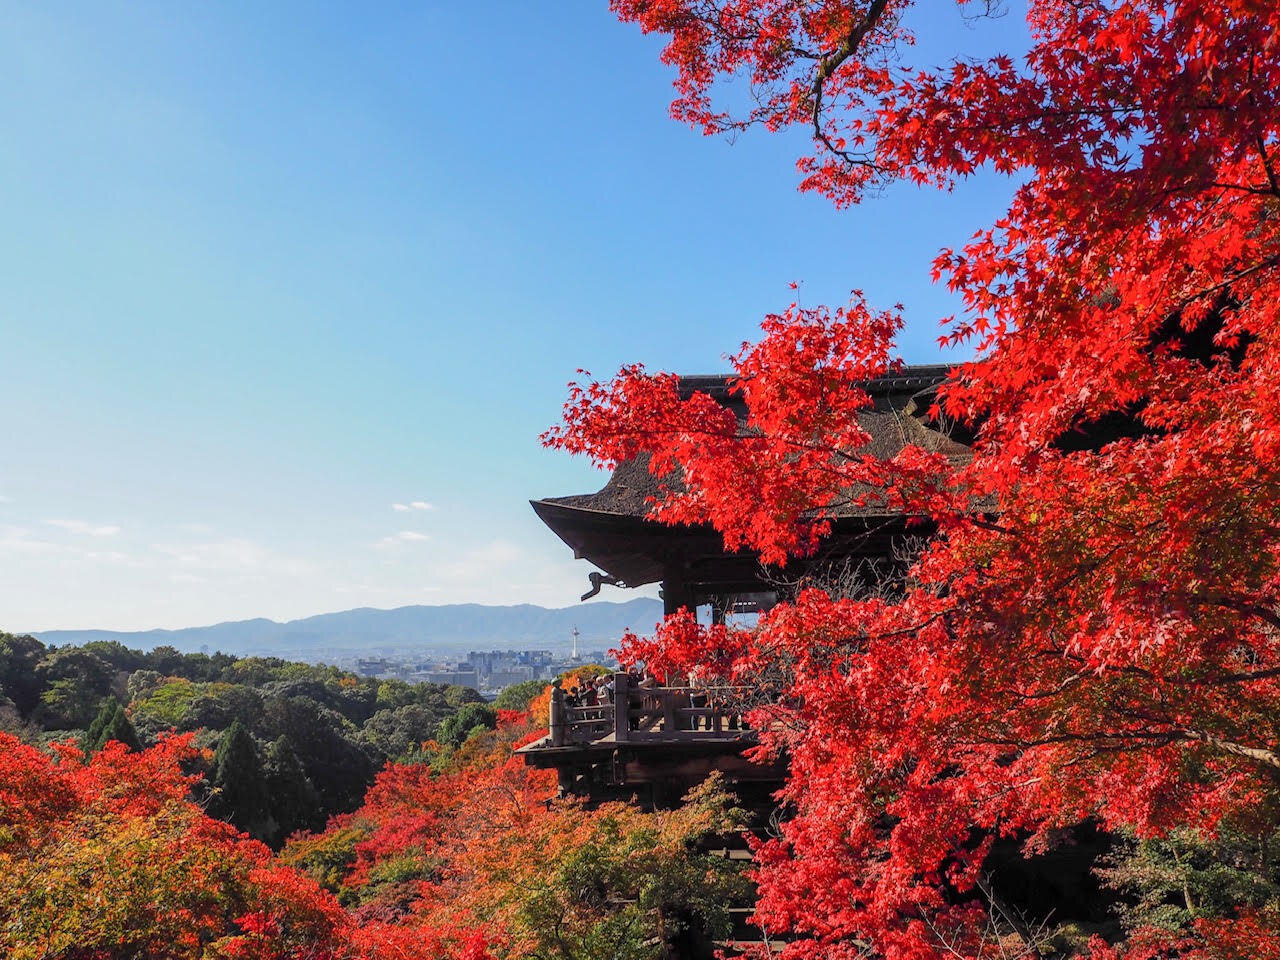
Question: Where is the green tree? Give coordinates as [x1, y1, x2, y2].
[125, 669, 163, 703]
[374, 679, 420, 711]
[127, 678, 205, 735]
[1097, 824, 1280, 934]
[263, 735, 324, 842]
[360, 704, 441, 761]
[80, 641, 148, 674]
[142, 645, 188, 677]
[494, 678, 547, 712]
[207, 720, 269, 834]
[436, 702, 497, 748]
[260, 695, 376, 814]
[0, 633, 46, 717]
[179, 683, 265, 733]
[34, 648, 114, 729]
[84, 697, 141, 752]
[443, 684, 485, 709]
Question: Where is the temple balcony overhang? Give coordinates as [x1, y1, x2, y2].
[516, 671, 786, 807]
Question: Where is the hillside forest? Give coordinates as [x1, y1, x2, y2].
[0, 631, 498, 847]
[0, 632, 749, 959]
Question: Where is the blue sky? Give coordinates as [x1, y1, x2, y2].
[0, 2, 1029, 631]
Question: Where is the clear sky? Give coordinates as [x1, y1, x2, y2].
[0, 1, 1029, 631]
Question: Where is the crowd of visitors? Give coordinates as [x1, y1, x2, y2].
[560, 669, 743, 733]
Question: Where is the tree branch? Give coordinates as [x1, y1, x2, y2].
[810, 0, 891, 165]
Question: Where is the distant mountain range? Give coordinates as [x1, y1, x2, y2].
[32, 598, 665, 661]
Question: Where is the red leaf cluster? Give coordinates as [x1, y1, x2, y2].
[549, 1, 1280, 956]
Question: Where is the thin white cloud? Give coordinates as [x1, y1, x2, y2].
[392, 503, 410, 512]
[409, 501, 433, 511]
[153, 539, 256, 568]
[391, 501, 433, 512]
[375, 530, 432, 548]
[48, 519, 121, 537]
[0, 494, 10, 503]
[0, 526, 139, 564]
[150, 537, 310, 574]
[0, 526, 67, 556]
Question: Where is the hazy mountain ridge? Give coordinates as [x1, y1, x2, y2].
[32, 598, 665, 659]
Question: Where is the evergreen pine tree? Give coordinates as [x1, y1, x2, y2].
[83, 697, 139, 752]
[97, 702, 141, 751]
[208, 720, 269, 832]
[264, 734, 323, 841]
[82, 697, 116, 752]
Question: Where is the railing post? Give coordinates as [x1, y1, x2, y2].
[662, 688, 677, 733]
[550, 680, 566, 747]
[613, 671, 629, 742]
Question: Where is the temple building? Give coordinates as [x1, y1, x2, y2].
[518, 365, 972, 807]
[515, 365, 975, 952]
[530, 365, 969, 619]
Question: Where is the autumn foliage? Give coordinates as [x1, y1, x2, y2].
[9, 3, 1280, 958]
[283, 704, 749, 960]
[0, 732, 350, 960]
[1, 693, 747, 960]
[543, 0, 1280, 957]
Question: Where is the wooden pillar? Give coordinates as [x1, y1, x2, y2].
[550, 680, 567, 746]
[556, 767, 575, 796]
[662, 563, 694, 616]
[613, 671, 630, 742]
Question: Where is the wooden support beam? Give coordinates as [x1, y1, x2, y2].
[613, 671, 630, 743]
[662, 563, 694, 616]
[549, 680, 567, 747]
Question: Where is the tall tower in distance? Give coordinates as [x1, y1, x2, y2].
[571, 626, 580, 661]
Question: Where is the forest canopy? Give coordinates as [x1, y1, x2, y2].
[0, 630, 487, 846]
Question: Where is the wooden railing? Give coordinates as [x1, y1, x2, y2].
[547, 672, 751, 746]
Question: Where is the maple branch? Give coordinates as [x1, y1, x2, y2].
[989, 726, 1280, 780]
[975, 875, 1059, 960]
[810, 0, 891, 167]
[968, 516, 1022, 540]
[1245, 53, 1279, 196]
[1207, 597, 1280, 635]
[1172, 250, 1280, 311]
[1255, 135, 1279, 195]
[1185, 729, 1280, 772]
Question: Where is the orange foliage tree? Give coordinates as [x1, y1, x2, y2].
[285, 699, 750, 960]
[0, 732, 351, 960]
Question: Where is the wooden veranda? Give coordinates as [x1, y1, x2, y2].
[516, 672, 785, 809]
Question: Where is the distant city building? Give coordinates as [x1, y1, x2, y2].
[352, 647, 619, 692]
[355, 657, 394, 677]
[418, 668, 480, 687]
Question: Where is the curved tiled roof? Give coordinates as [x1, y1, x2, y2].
[536, 365, 969, 520]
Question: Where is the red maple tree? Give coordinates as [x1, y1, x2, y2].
[546, 2, 1280, 957]
[0, 732, 354, 960]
